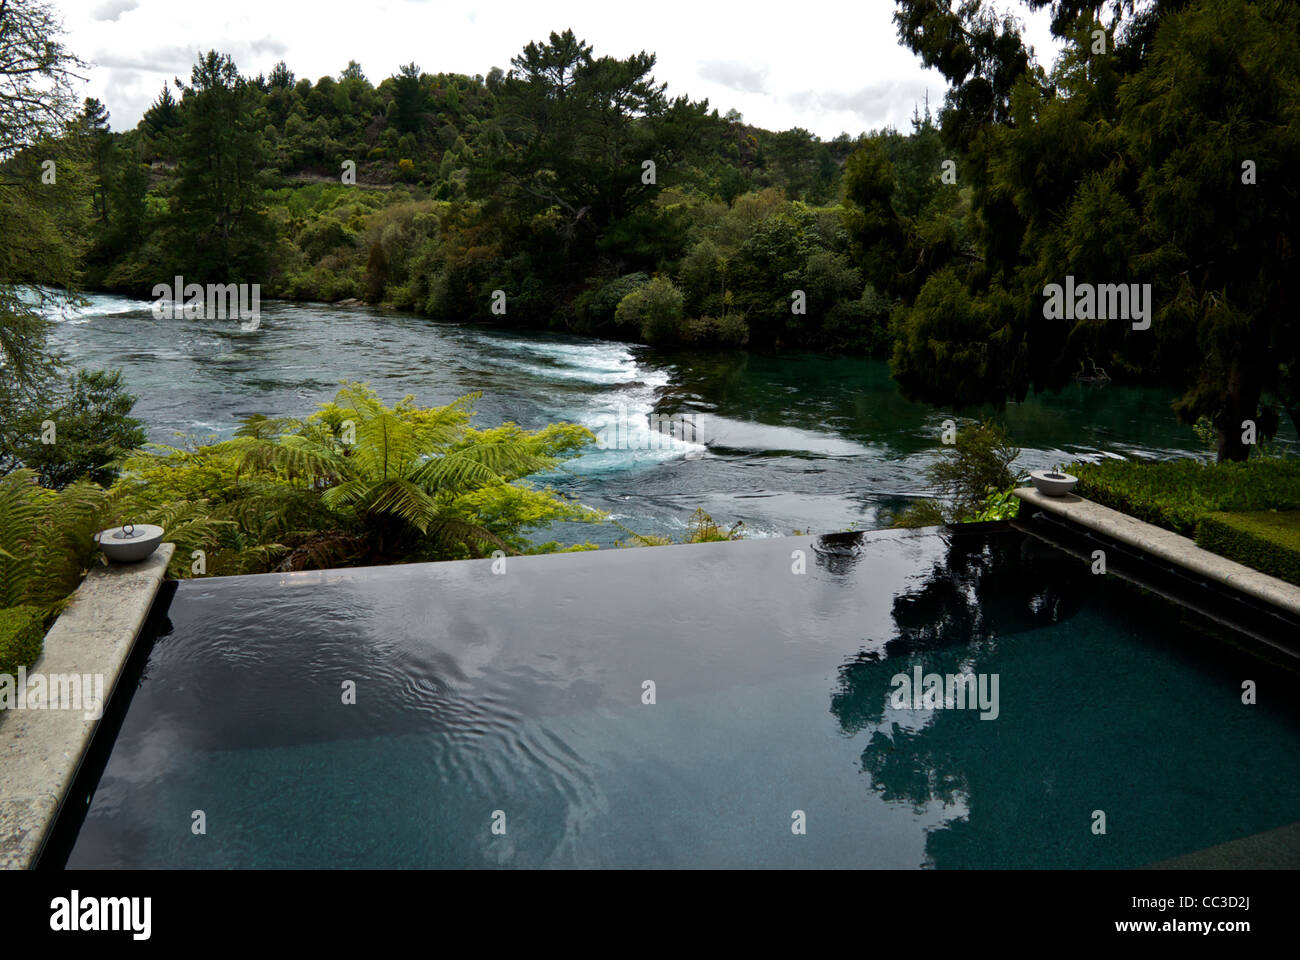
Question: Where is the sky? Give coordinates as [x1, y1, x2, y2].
[59, 0, 1063, 139]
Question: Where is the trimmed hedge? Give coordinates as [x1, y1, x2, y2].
[1195, 512, 1300, 587]
[1072, 458, 1300, 536]
[0, 606, 46, 679]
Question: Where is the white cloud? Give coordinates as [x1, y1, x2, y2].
[788, 79, 936, 131]
[91, 0, 139, 21]
[92, 46, 197, 73]
[250, 37, 289, 58]
[698, 60, 768, 95]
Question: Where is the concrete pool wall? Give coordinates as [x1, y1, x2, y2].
[0, 545, 174, 869]
[1013, 487, 1300, 619]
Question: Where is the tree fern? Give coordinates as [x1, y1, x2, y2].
[1, 384, 601, 607]
[223, 382, 597, 561]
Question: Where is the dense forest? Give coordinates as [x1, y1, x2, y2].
[64, 34, 887, 352]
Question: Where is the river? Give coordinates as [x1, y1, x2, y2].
[44, 293, 1266, 547]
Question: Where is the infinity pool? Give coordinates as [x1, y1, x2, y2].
[55, 526, 1300, 868]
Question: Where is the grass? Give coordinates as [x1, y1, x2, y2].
[1071, 457, 1300, 536]
[1070, 456, 1300, 585]
[1195, 511, 1300, 587]
[0, 606, 45, 679]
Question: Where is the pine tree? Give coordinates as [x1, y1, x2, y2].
[171, 51, 273, 282]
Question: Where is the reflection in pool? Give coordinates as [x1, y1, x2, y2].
[55, 526, 1300, 868]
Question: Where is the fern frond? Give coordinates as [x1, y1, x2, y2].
[364, 478, 441, 532]
[424, 516, 513, 557]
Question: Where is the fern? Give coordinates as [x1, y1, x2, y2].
[222, 382, 595, 561]
[1, 384, 601, 607]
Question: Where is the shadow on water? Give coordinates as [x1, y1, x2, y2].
[820, 526, 1300, 868]
[828, 527, 1084, 729]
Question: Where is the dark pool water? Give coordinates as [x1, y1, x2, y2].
[61, 526, 1300, 869]
[47, 293, 1295, 547]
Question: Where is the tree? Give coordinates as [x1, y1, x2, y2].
[390, 62, 425, 135]
[475, 30, 708, 250]
[1121, 0, 1300, 460]
[762, 127, 819, 199]
[0, 0, 89, 448]
[171, 50, 273, 281]
[80, 96, 109, 131]
[881, 0, 1300, 461]
[842, 138, 909, 298]
[0, 0, 84, 161]
[5, 368, 146, 488]
[892, 0, 1037, 153]
[102, 145, 149, 256]
[363, 241, 387, 302]
[614, 275, 685, 342]
[463, 30, 712, 323]
[80, 96, 112, 222]
[268, 60, 295, 90]
[141, 83, 180, 139]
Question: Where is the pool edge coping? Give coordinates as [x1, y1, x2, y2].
[0, 544, 174, 871]
[1013, 487, 1300, 618]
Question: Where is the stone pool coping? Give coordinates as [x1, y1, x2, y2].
[0, 544, 174, 870]
[1013, 487, 1300, 618]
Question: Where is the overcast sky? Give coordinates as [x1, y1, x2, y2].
[60, 0, 1062, 139]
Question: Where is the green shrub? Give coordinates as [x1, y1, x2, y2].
[1072, 458, 1300, 536]
[214, 383, 600, 567]
[677, 238, 723, 310]
[684, 508, 745, 543]
[0, 606, 45, 678]
[966, 485, 1021, 522]
[889, 498, 948, 528]
[682, 313, 750, 346]
[614, 276, 686, 343]
[822, 284, 895, 354]
[1195, 511, 1300, 586]
[4, 369, 146, 489]
[574, 272, 649, 332]
[296, 217, 356, 260]
[929, 420, 1020, 518]
[892, 421, 1021, 527]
